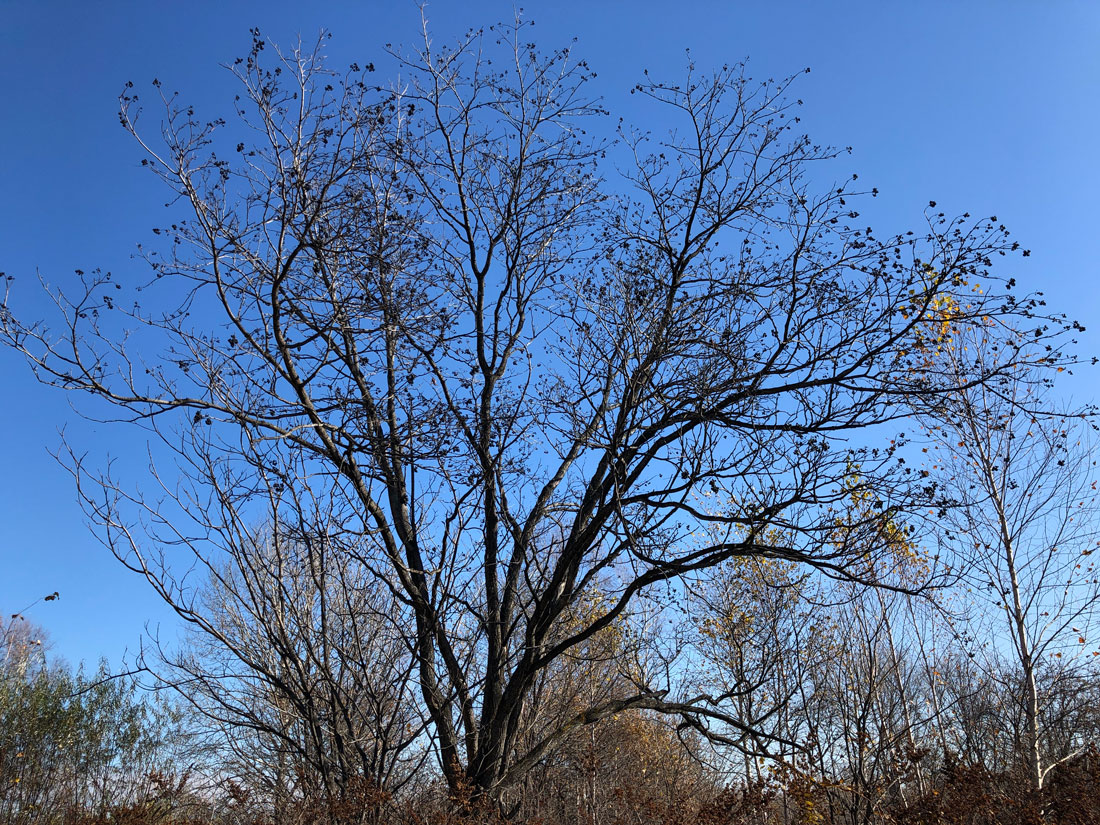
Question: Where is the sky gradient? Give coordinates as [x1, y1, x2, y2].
[2, 0, 1099, 668]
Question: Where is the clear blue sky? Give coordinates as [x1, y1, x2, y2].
[2, 0, 1098, 669]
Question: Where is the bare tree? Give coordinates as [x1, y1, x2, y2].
[923, 322, 1100, 791]
[0, 19, 1066, 804]
[165, 528, 427, 817]
[57, 418, 429, 821]
[691, 556, 827, 773]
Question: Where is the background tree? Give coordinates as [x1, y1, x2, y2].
[691, 555, 826, 773]
[922, 321, 1100, 793]
[0, 613, 183, 825]
[160, 523, 428, 819]
[0, 20, 1066, 805]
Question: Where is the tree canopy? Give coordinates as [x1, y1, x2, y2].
[0, 22, 1073, 806]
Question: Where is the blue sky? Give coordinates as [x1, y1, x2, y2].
[2, 0, 1099, 668]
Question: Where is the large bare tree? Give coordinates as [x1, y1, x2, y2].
[1, 21, 1067, 802]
